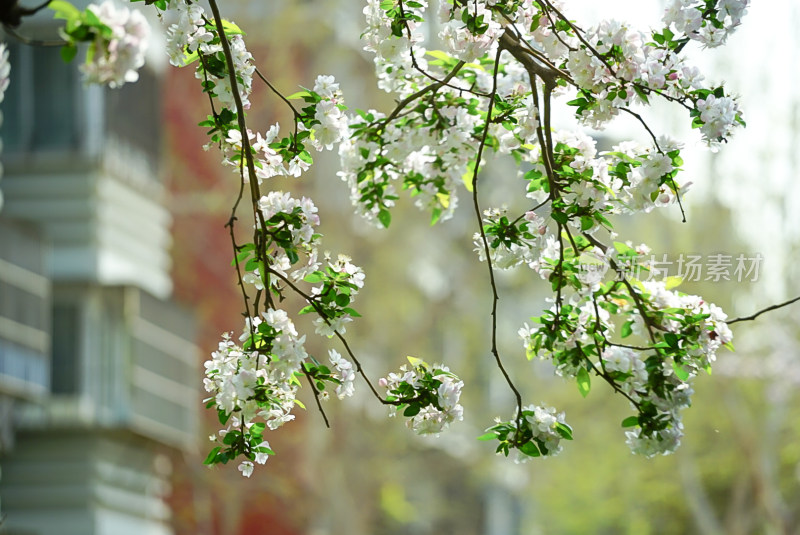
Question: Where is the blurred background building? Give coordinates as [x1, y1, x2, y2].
[1, 0, 800, 534]
[0, 5, 199, 533]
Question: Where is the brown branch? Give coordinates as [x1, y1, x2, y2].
[302, 368, 331, 428]
[577, 342, 642, 410]
[262, 266, 391, 405]
[254, 67, 301, 118]
[581, 231, 659, 343]
[470, 45, 525, 427]
[499, 29, 559, 89]
[728, 295, 800, 325]
[380, 60, 467, 128]
[619, 107, 687, 222]
[207, 0, 261, 202]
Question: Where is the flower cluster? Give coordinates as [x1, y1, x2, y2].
[149, 1, 370, 472]
[203, 312, 305, 476]
[309, 75, 349, 150]
[380, 358, 464, 435]
[254, 190, 321, 281]
[607, 137, 686, 214]
[328, 349, 356, 400]
[473, 207, 548, 270]
[339, 100, 474, 226]
[695, 92, 740, 142]
[203, 309, 361, 477]
[79, 1, 149, 88]
[49, 0, 150, 88]
[361, 0, 428, 96]
[305, 254, 365, 338]
[159, 0, 254, 109]
[472, 132, 688, 285]
[534, 13, 745, 144]
[480, 404, 573, 460]
[233, 191, 366, 339]
[663, 0, 750, 48]
[438, 0, 504, 63]
[519, 240, 733, 456]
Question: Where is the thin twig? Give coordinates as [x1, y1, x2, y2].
[576, 342, 642, 410]
[619, 107, 687, 222]
[380, 60, 467, 128]
[302, 369, 331, 428]
[263, 265, 391, 405]
[254, 67, 301, 118]
[620, 107, 661, 150]
[728, 295, 800, 324]
[470, 45, 525, 429]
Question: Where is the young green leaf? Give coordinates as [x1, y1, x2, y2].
[621, 416, 639, 428]
[577, 366, 591, 398]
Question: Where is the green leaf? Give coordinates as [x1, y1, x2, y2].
[672, 361, 690, 381]
[577, 366, 591, 398]
[633, 85, 650, 104]
[406, 356, 426, 367]
[621, 416, 639, 428]
[298, 304, 316, 315]
[179, 51, 201, 67]
[555, 422, 573, 440]
[621, 321, 633, 338]
[378, 208, 392, 228]
[477, 432, 497, 441]
[60, 44, 78, 63]
[287, 90, 311, 100]
[222, 19, 245, 36]
[426, 49, 455, 62]
[403, 404, 421, 417]
[664, 332, 679, 348]
[520, 441, 541, 457]
[49, 0, 80, 21]
[342, 307, 362, 318]
[461, 159, 476, 192]
[430, 207, 442, 226]
[254, 444, 275, 455]
[203, 447, 222, 465]
[82, 8, 102, 27]
[218, 409, 231, 425]
[551, 211, 568, 225]
[303, 271, 325, 283]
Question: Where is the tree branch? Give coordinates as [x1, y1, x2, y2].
[728, 296, 800, 325]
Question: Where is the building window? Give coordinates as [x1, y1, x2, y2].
[0, 41, 83, 153]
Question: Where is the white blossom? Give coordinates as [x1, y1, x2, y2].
[81, 0, 149, 88]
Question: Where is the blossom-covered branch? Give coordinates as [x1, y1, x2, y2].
[18, 0, 800, 474]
